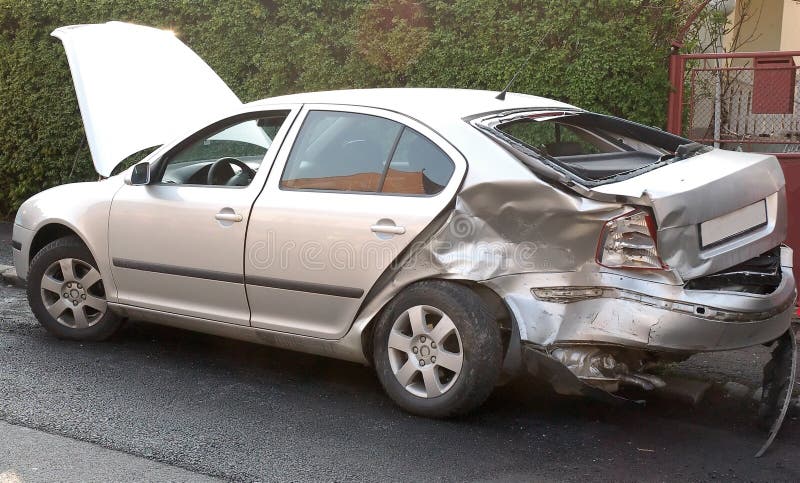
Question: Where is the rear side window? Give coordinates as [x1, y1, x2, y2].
[382, 129, 454, 195]
[280, 111, 402, 192]
[281, 110, 454, 195]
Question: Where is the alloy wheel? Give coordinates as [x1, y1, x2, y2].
[387, 305, 464, 398]
[40, 258, 107, 329]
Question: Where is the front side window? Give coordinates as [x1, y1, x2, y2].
[281, 110, 454, 195]
[160, 111, 289, 186]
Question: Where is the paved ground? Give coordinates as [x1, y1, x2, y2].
[0, 421, 220, 482]
[1, 226, 799, 481]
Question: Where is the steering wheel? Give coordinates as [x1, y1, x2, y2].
[207, 157, 256, 186]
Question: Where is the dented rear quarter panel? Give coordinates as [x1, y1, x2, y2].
[355, 115, 793, 357]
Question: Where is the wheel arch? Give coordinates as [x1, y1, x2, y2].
[360, 277, 520, 376]
[29, 222, 93, 264]
[446, 280, 523, 380]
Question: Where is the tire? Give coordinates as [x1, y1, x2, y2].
[372, 280, 503, 418]
[27, 236, 122, 341]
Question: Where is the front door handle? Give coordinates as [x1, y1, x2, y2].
[370, 224, 406, 235]
[215, 212, 243, 223]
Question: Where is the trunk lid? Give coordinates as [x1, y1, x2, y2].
[595, 149, 787, 280]
[53, 22, 241, 176]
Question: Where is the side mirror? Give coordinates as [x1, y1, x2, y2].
[125, 162, 151, 186]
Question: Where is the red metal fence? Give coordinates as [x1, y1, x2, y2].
[667, 51, 800, 290]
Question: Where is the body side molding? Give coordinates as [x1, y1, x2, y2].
[112, 258, 364, 298]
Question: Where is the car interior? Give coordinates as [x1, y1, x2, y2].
[280, 111, 454, 195]
[498, 114, 670, 181]
[156, 109, 456, 194]
[159, 113, 289, 187]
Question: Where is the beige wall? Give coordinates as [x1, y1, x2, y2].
[723, 0, 800, 63]
[780, 0, 800, 51]
[733, 0, 784, 52]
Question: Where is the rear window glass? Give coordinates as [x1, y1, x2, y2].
[499, 121, 620, 157]
[491, 112, 695, 185]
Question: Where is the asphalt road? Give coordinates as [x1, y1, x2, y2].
[1, 226, 799, 481]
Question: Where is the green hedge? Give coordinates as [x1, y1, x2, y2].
[0, 0, 685, 218]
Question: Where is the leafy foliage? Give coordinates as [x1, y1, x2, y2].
[0, 0, 686, 217]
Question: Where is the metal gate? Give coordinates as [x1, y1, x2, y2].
[667, 50, 800, 291]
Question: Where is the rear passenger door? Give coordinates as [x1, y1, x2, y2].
[245, 105, 466, 339]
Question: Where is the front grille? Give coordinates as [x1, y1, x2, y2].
[684, 247, 782, 294]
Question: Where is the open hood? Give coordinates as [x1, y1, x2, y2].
[53, 22, 242, 176]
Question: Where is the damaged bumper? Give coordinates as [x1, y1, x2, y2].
[489, 246, 796, 455]
[486, 247, 795, 353]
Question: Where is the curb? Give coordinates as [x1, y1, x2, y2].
[0, 265, 22, 287]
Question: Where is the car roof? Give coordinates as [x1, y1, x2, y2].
[248, 88, 577, 121]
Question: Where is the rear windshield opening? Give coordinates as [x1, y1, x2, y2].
[491, 112, 699, 185]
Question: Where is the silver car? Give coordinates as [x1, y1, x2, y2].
[12, 23, 796, 421]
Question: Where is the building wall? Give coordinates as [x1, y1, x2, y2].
[722, 0, 799, 63]
[732, 0, 784, 52]
[781, 0, 800, 52]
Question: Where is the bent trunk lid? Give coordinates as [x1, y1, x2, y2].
[53, 22, 241, 176]
[594, 149, 787, 280]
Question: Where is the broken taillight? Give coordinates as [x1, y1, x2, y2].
[596, 209, 666, 270]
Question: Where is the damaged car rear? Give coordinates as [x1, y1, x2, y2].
[472, 109, 793, 371]
[463, 109, 797, 454]
[13, 22, 796, 457]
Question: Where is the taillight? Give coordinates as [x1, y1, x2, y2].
[596, 209, 665, 270]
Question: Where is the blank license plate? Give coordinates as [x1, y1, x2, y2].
[700, 200, 767, 248]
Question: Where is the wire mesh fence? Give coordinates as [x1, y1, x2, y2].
[685, 57, 799, 154]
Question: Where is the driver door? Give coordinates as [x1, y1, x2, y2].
[108, 107, 298, 325]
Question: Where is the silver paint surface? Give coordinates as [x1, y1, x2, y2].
[13, 89, 796, 401]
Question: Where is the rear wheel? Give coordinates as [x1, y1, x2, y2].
[27, 236, 122, 341]
[372, 281, 503, 417]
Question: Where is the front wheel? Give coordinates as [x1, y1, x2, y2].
[27, 236, 122, 341]
[372, 281, 503, 417]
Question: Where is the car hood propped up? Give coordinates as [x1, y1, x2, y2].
[53, 22, 242, 176]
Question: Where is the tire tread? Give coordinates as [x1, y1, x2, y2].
[372, 280, 503, 418]
[27, 235, 122, 341]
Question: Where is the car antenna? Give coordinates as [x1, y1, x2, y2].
[496, 29, 550, 101]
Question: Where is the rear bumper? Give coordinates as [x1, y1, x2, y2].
[485, 247, 796, 353]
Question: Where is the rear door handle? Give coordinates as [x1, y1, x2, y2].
[215, 212, 243, 222]
[371, 224, 406, 235]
